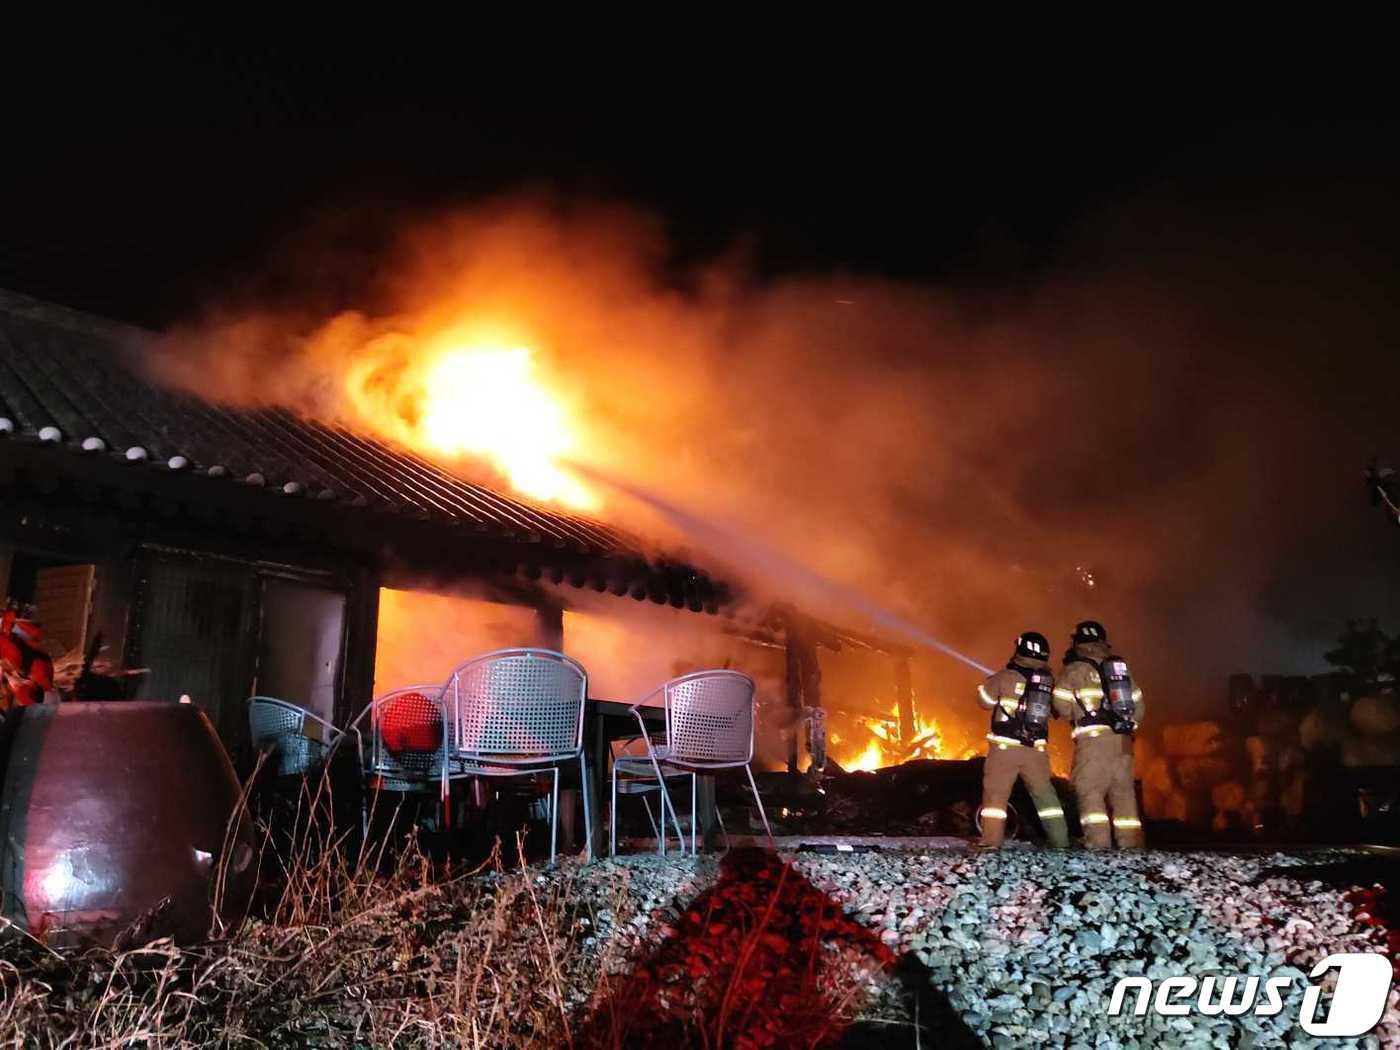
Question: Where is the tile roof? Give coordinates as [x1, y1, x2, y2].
[0, 289, 724, 608]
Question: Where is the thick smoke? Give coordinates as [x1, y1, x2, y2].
[147, 178, 1400, 729]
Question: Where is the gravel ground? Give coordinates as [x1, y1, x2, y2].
[558, 846, 1399, 1048]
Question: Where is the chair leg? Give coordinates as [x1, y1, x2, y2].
[745, 764, 774, 844]
[579, 751, 592, 862]
[549, 768, 560, 866]
[363, 780, 382, 843]
[662, 777, 686, 855]
[610, 763, 620, 857]
[440, 756, 450, 834]
[690, 774, 698, 856]
[655, 784, 668, 857]
[640, 794, 661, 840]
[649, 792, 666, 856]
[647, 752, 672, 857]
[715, 801, 729, 850]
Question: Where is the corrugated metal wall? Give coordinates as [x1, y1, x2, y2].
[126, 549, 359, 753]
[128, 552, 259, 746]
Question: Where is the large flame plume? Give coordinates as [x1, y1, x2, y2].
[142, 189, 1393, 726]
[343, 331, 595, 508]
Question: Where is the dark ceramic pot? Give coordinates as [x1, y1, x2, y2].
[0, 701, 255, 946]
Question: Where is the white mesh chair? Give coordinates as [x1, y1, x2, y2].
[248, 696, 357, 777]
[354, 685, 450, 832]
[443, 648, 591, 864]
[610, 669, 773, 857]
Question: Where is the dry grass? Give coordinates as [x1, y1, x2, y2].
[0, 768, 901, 1048]
[0, 768, 642, 1048]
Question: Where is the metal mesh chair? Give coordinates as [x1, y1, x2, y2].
[248, 696, 353, 777]
[443, 648, 591, 863]
[611, 669, 773, 856]
[344, 691, 448, 840]
[362, 685, 448, 790]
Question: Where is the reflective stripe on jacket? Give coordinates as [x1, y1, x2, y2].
[1052, 641, 1144, 728]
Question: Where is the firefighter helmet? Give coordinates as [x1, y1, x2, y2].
[1072, 620, 1107, 647]
[1013, 631, 1050, 663]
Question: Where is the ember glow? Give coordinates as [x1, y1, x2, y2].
[344, 338, 597, 509]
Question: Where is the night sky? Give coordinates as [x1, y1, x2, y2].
[6, 20, 1400, 704]
[4, 19, 1282, 326]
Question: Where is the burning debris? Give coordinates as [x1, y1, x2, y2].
[832, 698, 952, 773]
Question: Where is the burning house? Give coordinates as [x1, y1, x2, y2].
[0, 290, 733, 740]
[0, 289, 942, 784]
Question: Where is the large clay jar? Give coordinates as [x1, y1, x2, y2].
[0, 701, 255, 947]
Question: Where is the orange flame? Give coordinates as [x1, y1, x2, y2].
[834, 698, 947, 772]
[344, 337, 597, 510]
[844, 738, 888, 773]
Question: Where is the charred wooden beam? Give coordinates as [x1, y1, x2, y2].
[783, 611, 823, 775]
[895, 654, 914, 744]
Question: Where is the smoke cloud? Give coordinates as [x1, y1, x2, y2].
[146, 172, 1400, 728]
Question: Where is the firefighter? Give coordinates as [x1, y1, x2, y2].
[975, 631, 1068, 848]
[1053, 621, 1144, 848]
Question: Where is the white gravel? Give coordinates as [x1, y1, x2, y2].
[551, 847, 1399, 1048]
[790, 847, 1399, 1048]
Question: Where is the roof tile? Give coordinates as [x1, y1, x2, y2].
[0, 289, 632, 558]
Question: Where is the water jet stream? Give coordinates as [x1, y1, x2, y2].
[567, 461, 995, 676]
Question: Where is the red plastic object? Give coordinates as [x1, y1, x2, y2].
[379, 691, 444, 754]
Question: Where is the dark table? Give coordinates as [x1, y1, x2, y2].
[580, 698, 715, 857]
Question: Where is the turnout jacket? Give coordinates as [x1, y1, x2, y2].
[1052, 641, 1144, 739]
[977, 656, 1053, 750]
